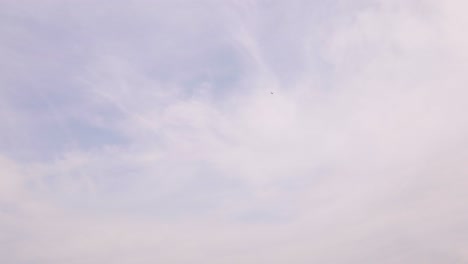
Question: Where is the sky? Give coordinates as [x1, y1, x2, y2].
[1, 0, 468, 263]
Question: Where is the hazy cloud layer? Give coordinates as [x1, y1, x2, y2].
[1, 0, 468, 263]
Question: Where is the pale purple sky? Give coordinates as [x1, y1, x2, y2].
[1, 0, 468, 263]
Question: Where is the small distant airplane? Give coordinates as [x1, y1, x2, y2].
[270, 92, 274, 95]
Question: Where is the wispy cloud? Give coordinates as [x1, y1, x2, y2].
[1, 0, 468, 263]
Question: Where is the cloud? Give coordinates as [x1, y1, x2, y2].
[1, 0, 468, 263]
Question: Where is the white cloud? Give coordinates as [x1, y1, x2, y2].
[1, 0, 468, 263]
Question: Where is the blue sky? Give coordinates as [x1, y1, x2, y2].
[2, 0, 468, 263]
